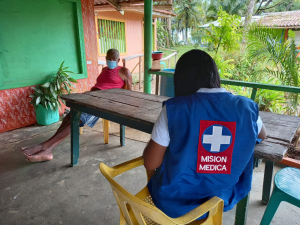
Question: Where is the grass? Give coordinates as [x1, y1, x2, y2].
[157, 45, 197, 69]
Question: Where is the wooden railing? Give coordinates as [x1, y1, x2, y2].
[98, 60, 106, 71]
[121, 50, 177, 90]
[122, 54, 144, 89]
[150, 70, 300, 100]
[158, 47, 178, 69]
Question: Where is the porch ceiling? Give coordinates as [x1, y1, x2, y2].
[94, 0, 174, 18]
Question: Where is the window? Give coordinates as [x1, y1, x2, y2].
[98, 19, 126, 54]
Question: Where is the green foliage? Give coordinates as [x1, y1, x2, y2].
[157, 20, 170, 48]
[257, 0, 300, 14]
[254, 79, 286, 113]
[225, 78, 286, 113]
[30, 61, 77, 110]
[247, 24, 300, 110]
[208, 0, 247, 20]
[204, 9, 242, 54]
[222, 50, 267, 82]
[213, 54, 234, 79]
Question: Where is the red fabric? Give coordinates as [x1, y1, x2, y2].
[92, 66, 124, 90]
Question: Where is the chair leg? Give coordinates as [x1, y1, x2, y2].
[102, 119, 109, 144]
[79, 127, 83, 135]
[260, 188, 282, 225]
[235, 194, 250, 225]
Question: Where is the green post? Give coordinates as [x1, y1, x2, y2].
[144, 0, 153, 94]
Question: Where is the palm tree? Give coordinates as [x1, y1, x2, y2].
[175, 0, 200, 42]
[247, 23, 299, 111]
[208, 0, 247, 20]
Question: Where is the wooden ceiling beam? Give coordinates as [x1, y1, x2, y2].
[94, 4, 172, 11]
[106, 0, 121, 10]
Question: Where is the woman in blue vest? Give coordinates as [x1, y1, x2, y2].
[143, 50, 267, 218]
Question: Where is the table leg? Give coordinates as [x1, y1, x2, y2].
[120, 125, 125, 146]
[235, 194, 250, 225]
[262, 160, 274, 204]
[70, 109, 81, 166]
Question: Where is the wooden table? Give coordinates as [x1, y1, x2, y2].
[61, 89, 300, 225]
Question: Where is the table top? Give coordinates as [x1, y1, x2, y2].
[61, 89, 300, 162]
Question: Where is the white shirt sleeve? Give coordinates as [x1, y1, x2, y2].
[257, 116, 263, 134]
[151, 107, 264, 146]
[151, 106, 170, 147]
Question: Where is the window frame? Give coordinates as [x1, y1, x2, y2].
[95, 16, 128, 56]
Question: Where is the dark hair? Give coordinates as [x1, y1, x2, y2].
[174, 49, 220, 97]
[107, 48, 120, 59]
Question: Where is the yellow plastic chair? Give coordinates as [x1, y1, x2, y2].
[100, 156, 224, 225]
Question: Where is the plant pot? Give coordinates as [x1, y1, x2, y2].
[279, 156, 300, 169]
[35, 104, 59, 126]
[152, 51, 163, 60]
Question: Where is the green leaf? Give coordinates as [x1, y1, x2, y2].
[59, 61, 65, 69]
[57, 79, 60, 89]
[49, 103, 53, 111]
[36, 96, 41, 105]
[41, 82, 51, 88]
[288, 30, 296, 39]
[50, 84, 55, 95]
[33, 87, 43, 94]
[64, 70, 75, 74]
[29, 95, 35, 98]
[69, 78, 78, 83]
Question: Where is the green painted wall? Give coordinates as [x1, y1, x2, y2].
[0, 0, 87, 90]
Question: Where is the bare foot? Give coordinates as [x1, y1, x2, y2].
[22, 145, 43, 156]
[26, 151, 53, 162]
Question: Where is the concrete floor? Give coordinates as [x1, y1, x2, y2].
[0, 121, 299, 225]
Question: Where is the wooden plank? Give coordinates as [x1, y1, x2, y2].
[105, 0, 121, 11]
[123, 54, 144, 63]
[86, 91, 164, 110]
[94, 4, 173, 11]
[62, 94, 161, 130]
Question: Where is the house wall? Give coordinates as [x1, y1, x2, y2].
[96, 11, 156, 73]
[0, 0, 99, 133]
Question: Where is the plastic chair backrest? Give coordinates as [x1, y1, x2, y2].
[100, 157, 224, 225]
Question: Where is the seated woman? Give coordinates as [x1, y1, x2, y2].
[143, 50, 266, 219]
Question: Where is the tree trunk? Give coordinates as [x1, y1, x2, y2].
[243, 0, 256, 43]
[166, 18, 170, 48]
[185, 27, 188, 43]
[244, 0, 256, 28]
[286, 0, 295, 10]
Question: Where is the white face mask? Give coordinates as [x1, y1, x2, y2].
[106, 60, 118, 69]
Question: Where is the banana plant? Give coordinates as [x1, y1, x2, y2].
[30, 61, 78, 110]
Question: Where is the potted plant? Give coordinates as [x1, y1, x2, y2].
[29, 61, 78, 125]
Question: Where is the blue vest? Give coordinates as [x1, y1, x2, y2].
[148, 92, 259, 218]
